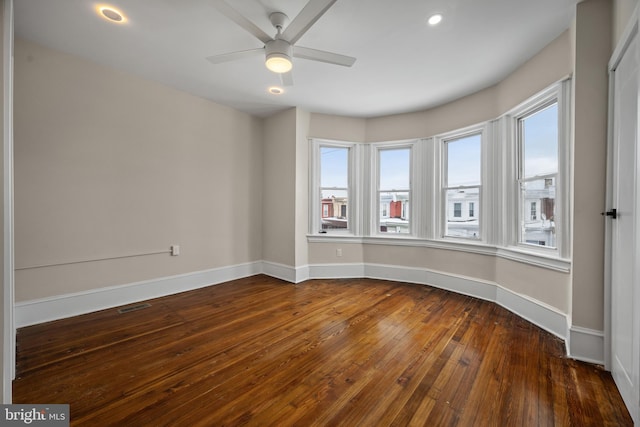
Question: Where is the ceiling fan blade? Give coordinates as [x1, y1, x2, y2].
[293, 46, 356, 67]
[281, 0, 337, 45]
[211, 0, 273, 44]
[280, 71, 294, 87]
[206, 48, 264, 64]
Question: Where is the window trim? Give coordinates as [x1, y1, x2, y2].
[309, 139, 360, 236]
[369, 140, 419, 236]
[437, 125, 486, 242]
[504, 80, 571, 259]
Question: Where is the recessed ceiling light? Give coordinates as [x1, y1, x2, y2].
[428, 14, 443, 26]
[268, 87, 284, 95]
[97, 5, 127, 23]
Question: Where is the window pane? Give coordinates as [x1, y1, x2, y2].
[379, 191, 409, 233]
[446, 188, 480, 238]
[522, 178, 556, 247]
[321, 189, 348, 230]
[320, 146, 349, 232]
[522, 103, 558, 178]
[379, 148, 410, 190]
[320, 147, 348, 187]
[447, 134, 481, 186]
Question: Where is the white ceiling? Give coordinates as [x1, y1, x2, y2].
[14, 0, 578, 118]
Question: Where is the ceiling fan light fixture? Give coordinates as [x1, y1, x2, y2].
[265, 39, 293, 73]
[265, 53, 293, 73]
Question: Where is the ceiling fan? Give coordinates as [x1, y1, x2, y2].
[207, 0, 356, 86]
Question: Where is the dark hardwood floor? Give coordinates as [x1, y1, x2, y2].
[13, 275, 632, 426]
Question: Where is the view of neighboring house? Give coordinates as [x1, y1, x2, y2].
[380, 193, 410, 233]
[522, 178, 556, 247]
[446, 189, 479, 238]
[322, 178, 555, 246]
[321, 196, 348, 229]
[321, 193, 412, 233]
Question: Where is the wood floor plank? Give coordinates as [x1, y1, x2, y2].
[255, 287, 423, 426]
[72, 284, 363, 424]
[12, 275, 633, 426]
[455, 304, 510, 426]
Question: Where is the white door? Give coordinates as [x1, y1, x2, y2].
[609, 21, 640, 425]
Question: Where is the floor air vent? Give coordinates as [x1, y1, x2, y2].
[118, 303, 151, 314]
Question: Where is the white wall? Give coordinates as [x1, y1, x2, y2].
[613, 0, 639, 48]
[295, 109, 310, 270]
[262, 108, 296, 268]
[308, 113, 366, 142]
[262, 107, 311, 280]
[571, 0, 612, 331]
[14, 39, 264, 301]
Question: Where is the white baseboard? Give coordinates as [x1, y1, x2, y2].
[311, 262, 568, 342]
[15, 260, 576, 359]
[494, 286, 568, 340]
[261, 261, 297, 283]
[294, 264, 310, 283]
[567, 326, 605, 365]
[364, 263, 498, 301]
[15, 262, 262, 327]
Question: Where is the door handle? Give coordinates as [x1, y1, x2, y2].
[601, 208, 617, 219]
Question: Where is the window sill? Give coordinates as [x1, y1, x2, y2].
[308, 233, 362, 243]
[497, 246, 570, 272]
[307, 234, 571, 273]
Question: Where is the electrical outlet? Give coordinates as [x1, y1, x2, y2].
[336, 248, 342, 257]
[171, 245, 180, 256]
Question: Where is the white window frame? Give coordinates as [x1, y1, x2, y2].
[437, 125, 486, 241]
[504, 80, 571, 259]
[309, 139, 360, 235]
[369, 140, 420, 237]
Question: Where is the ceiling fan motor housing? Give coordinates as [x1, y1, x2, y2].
[266, 39, 292, 59]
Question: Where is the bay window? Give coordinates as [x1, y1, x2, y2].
[309, 80, 570, 268]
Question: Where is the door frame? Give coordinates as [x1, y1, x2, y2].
[605, 4, 640, 422]
[605, 0, 639, 371]
[2, 0, 14, 404]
